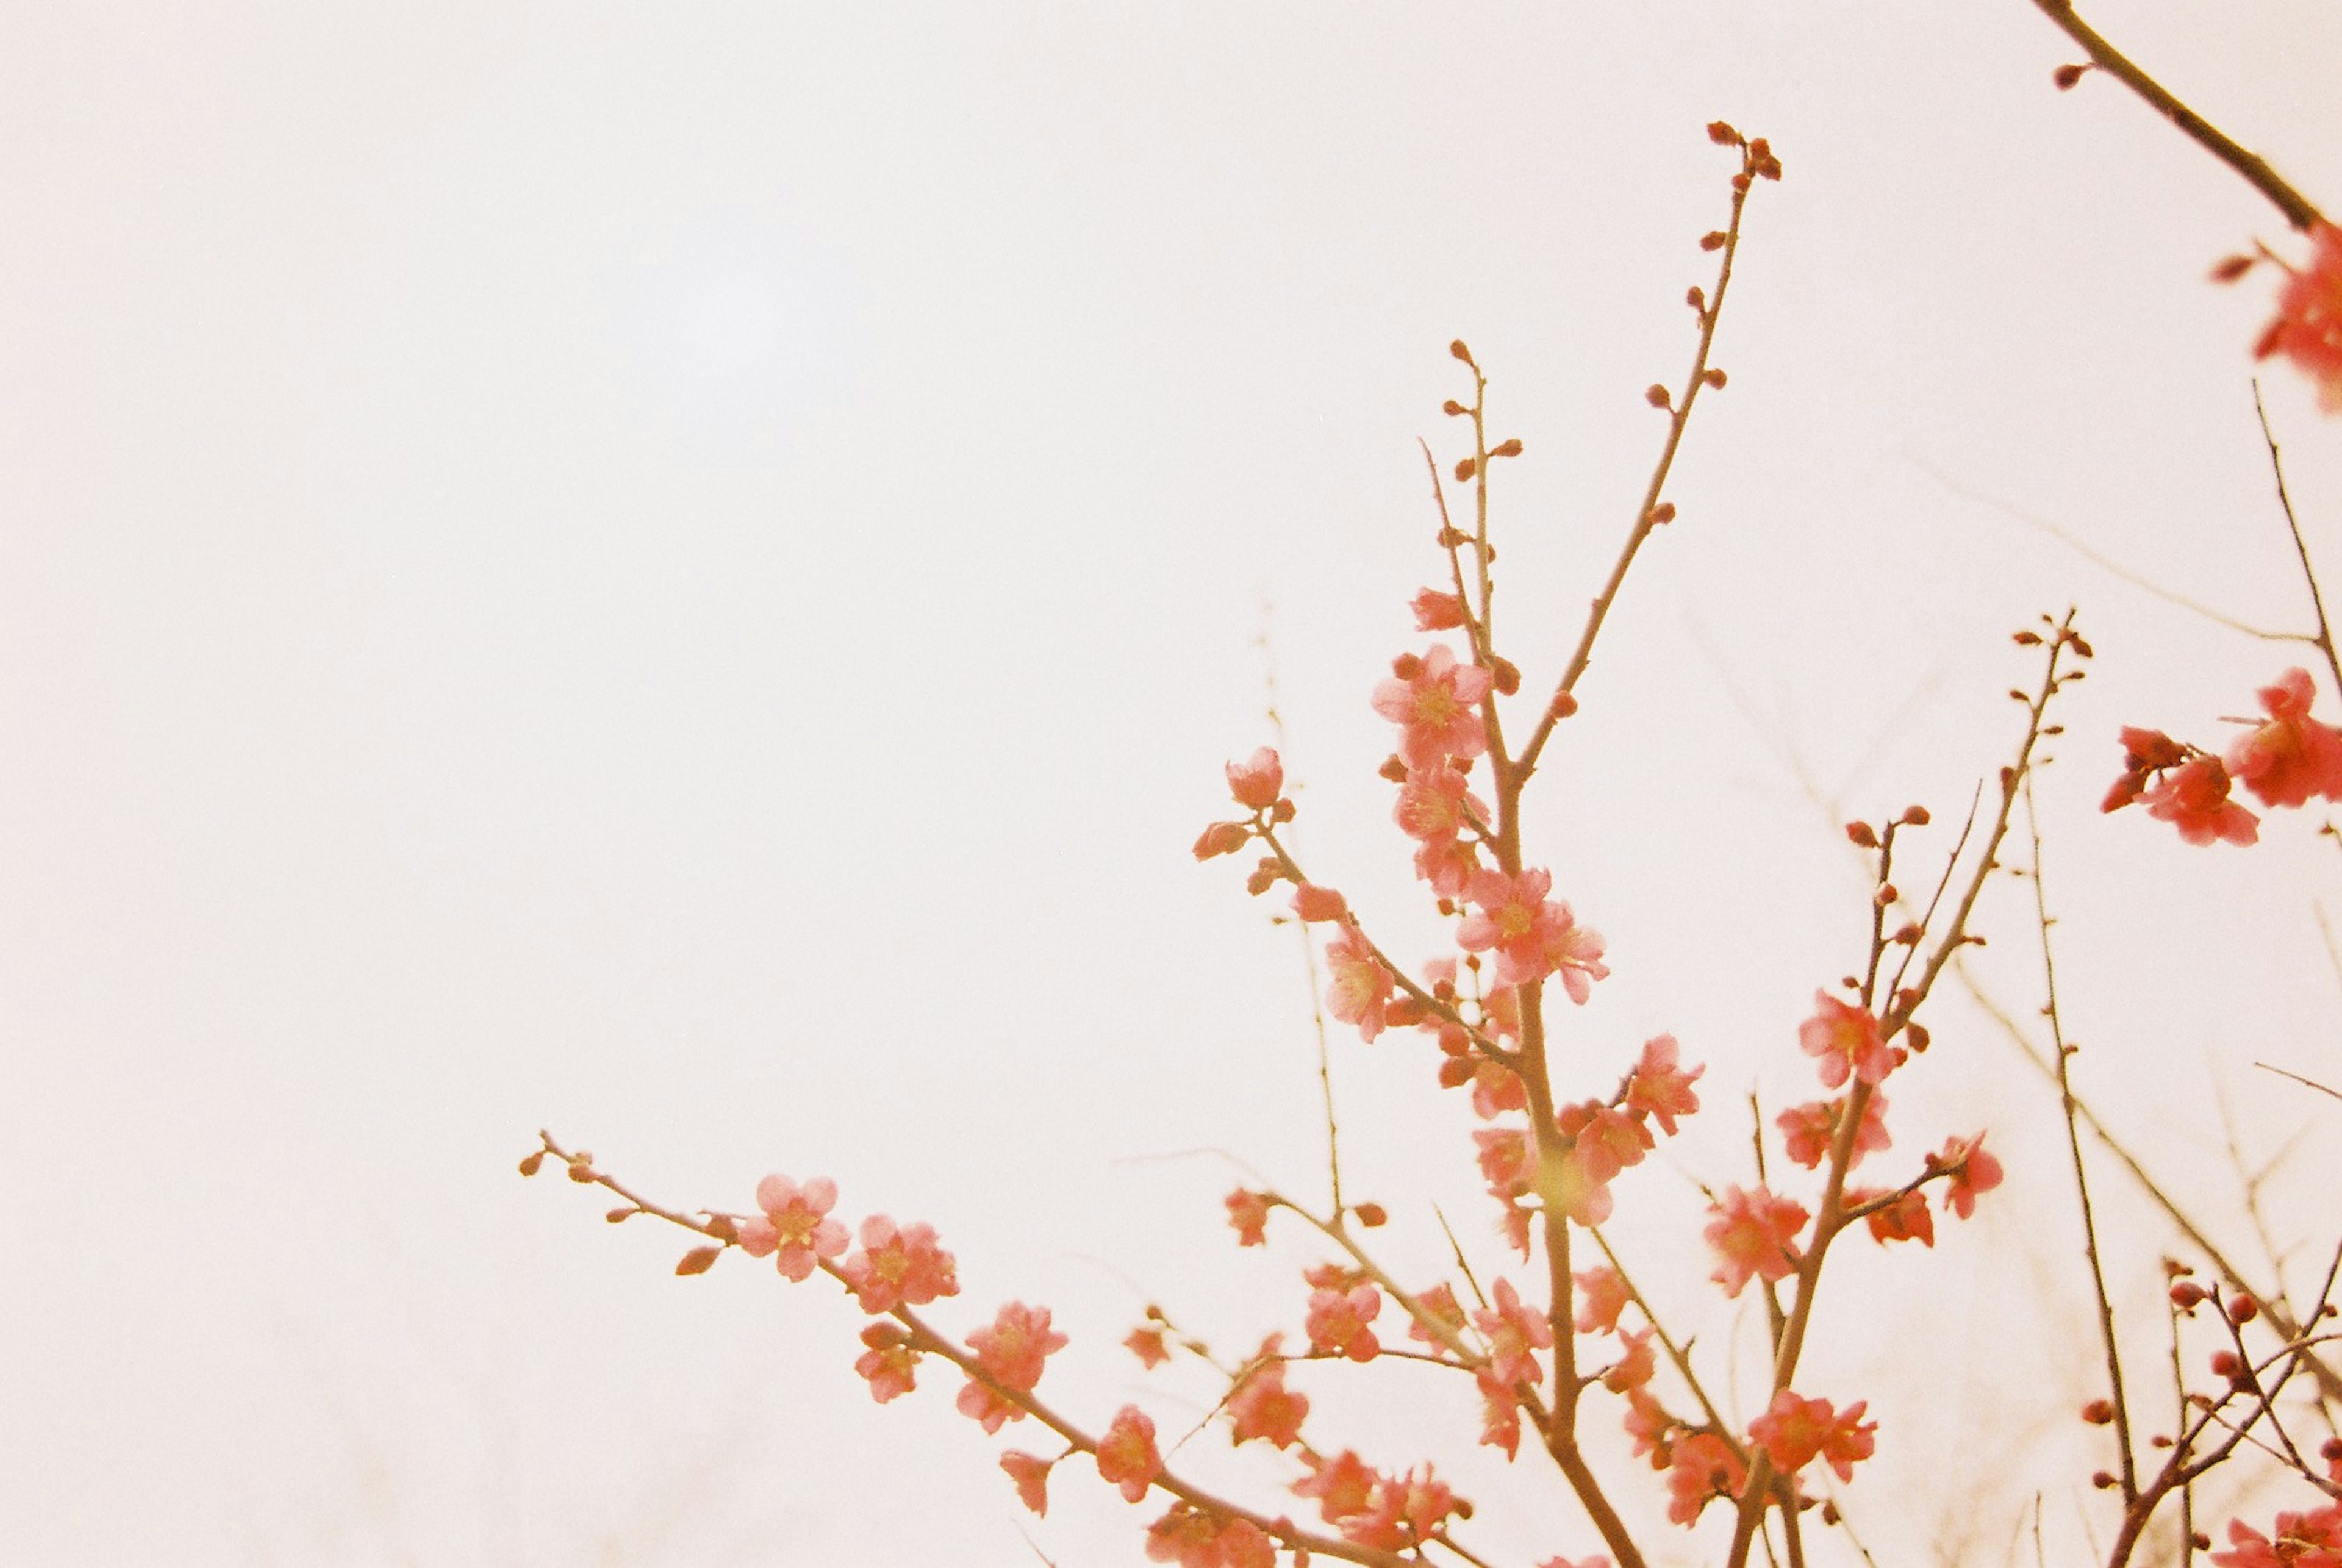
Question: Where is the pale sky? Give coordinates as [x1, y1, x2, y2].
[4, 5, 2341, 1566]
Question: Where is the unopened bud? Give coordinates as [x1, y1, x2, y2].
[2210, 254, 2255, 284]
[2080, 1398, 2115, 1425]
[1353, 1202, 1388, 1228]
[2227, 1293, 2259, 1323]
[1380, 755, 1409, 783]
[1846, 821, 1878, 848]
[1903, 1022, 1930, 1052]
[1456, 457, 1478, 482]
[1392, 652, 1423, 679]
[1686, 286, 1706, 312]
[676, 1245, 722, 1276]
[2091, 1470, 2117, 1490]
[1193, 822, 1250, 861]
[1491, 437, 1523, 457]
[1244, 864, 1278, 897]
[2210, 1350, 2243, 1380]
[2052, 62, 2090, 90]
[1701, 368, 1727, 388]
[1450, 339, 1474, 364]
[1647, 501, 1677, 525]
[1900, 804, 1930, 826]
[1442, 398, 1468, 415]
[1700, 229, 1727, 251]
[1707, 120, 1740, 145]
[606, 1206, 634, 1223]
[1550, 691, 1579, 720]
[1490, 657, 1521, 696]
[2171, 1281, 2207, 1310]
[518, 1150, 546, 1177]
[1645, 384, 1672, 410]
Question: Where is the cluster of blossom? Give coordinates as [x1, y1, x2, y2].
[2213, 222, 2342, 413]
[2104, 666, 2342, 846]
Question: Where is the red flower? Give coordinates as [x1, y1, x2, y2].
[1849, 1186, 1936, 1248]
[1096, 1405, 1163, 1503]
[1933, 1132, 2004, 1220]
[967, 1300, 1067, 1394]
[1372, 644, 1491, 767]
[1227, 1342, 1309, 1448]
[1225, 747, 1284, 811]
[1474, 1278, 1552, 1388]
[1625, 1034, 1703, 1135]
[1224, 1188, 1271, 1247]
[2143, 756, 2260, 847]
[1664, 1431, 1747, 1524]
[1412, 587, 1469, 631]
[1305, 1283, 1384, 1362]
[853, 1321, 919, 1403]
[1799, 992, 1895, 1090]
[838, 1215, 959, 1312]
[2255, 223, 2342, 412]
[1777, 1091, 1889, 1172]
[1705, 1185, 1808, 1297]
[1000, 1450, 1053, 1517]
[2227, 667, 2342, 807]
[1574, 1265, 1632, 1336]
[1125, 1324, 1171, 1369]
[736, 1173, 848, 1283]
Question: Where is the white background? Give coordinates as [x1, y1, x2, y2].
[4, 4, 2341, 1564]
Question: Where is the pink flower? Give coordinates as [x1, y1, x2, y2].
[1455, 872, 1611, 1000]
[1000, 1450, 1053, 1517]
[1849, 1186, 1935, 1248]
[2227, 668, 2342, 807]
[2213, 1506, 2342, 1568]
[735, 1173, 850, 1282]
[1293, 1448, 1378, 1527]
[1748, 1388, 1876, 1482]
[2143, 756, 2260, 847]
[1125, 1324, 1171, 1369]
[1412, 587, 1469, 631]
[1225, 747, 1284, 811]
[2255, 223, 2342, 412]
[1622, 1389, 1669, 1459]
[1934, 1132, 2004, 1219]
[1225, 1188, 1271, 1247]
[1413, 837, 1482, 897]
[1625, 1034, 1703, 1134]
[1531, 903, 1610, 1004]
[1705, 1185, 1808, 1297]
[1324, 922, 1394, 1042]
[1777, 1091, 1890, 1171]
[853, 1321, 919, 1403]
[1407, 1281, 1468, 1349]
[1096, 1405, 1163, 1503]
[1292, 883, 1348, 923]
[1567, 1101, 1654, 1185]
[1305, 1283, 1383, 1362]
[967, 1300, 1069, 1394]
[1473, 1278, 1552, 1387]
[1574, 1265, 1632, 1336]
[1544, 1143, 1616, 1228]
[1477, 1366, 1523, 1458]
[1664, 1431, 1747, 1525]
[838, 1215, 959, 1312]
[1372, 645, 1491, 767]
[1394, 762, 1487, 845]
[1798, 991, 1896, 1090]
[1227, 1344, 1309, 1448]
[1601, 1327, 1655, 1394]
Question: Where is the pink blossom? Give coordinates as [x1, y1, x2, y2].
[968, 1301, 1069, 1394]
[1227, 1342, 1309, 1448]
[1664, 1431, 1747, 1525]
[1292, 882, 1349, 923]
[1125, 1325, 1171, 1369]
[1293, 1448, 1378, 1527]
[1474, 1278, 1552, 1387]
[1574, 1265, 1632, 1335]
[1095, 1405, 1163, 1503]
[1705, 1185, 1808, 1297]
[853, 1321, 919, 1403]
[1323, 922, 1394, 1042]
[1748, 1388, 1876, 1482]
[838, 1215, 959, 1312]
[1457, 870, 1608, 998]
[1406, 1281, 1467, 1350]
[2143, 756, 2260, 847]
[1477, 1366, 1523, 1458]
[1601, 1327, 1656, 1394]
[1000, 1450, 1053, 1517]
[1625, 1034, 1703, 1134]
[1849, 1186, 1935, 1248]
[1412, 587, 1469, 631]
[2213, 1506, 2342, 1568]
[1798, 991, 1896, 1090]
[1372, 645, 1492, 767]
[2227, 667, 2342, 808]
[1777, 1091, 1890, 1171]
[1394, 762, 1488, 845]
[1934, 1132, 2004, 1220]
[1225, 746, 1284, 811]
[736, 1173, 849, 1282]
[1225, 1187, 1271, 1247]
[1305, 1283, 1383, 1362]
[2255, 222, 2342, 413]
[1568, 1101, 1655, 1185]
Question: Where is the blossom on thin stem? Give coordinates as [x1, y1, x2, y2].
[1096, 1405, 1164, 1503]
[2255, 222, 2342, 413]
[2227, 667, 2342, 807]
[1705, 1184, 1808, 1297]
[2145, 756, 2261, 847]
[838, 1215, 959, 1312]
[1323, 922, 1395, 1042]
[1625, 1034, 1703, 1134]
[1798, 991, 1896, 1089]
[1747, 1388, 1877, 1482]
[1372, 644, 1492, 768]
[736, 1173, 848, 1282]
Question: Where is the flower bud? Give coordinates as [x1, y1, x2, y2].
[1490, 437, 1523, 457]
[1455, 457, 1478, 482]
[1700, 230, 1727, 251]
[1645, 384, 1672, 410]
[1846, 820, 1878, 848]
[1701, 368, 1727, 388]
[2052, 62, 2089, 90]
[2170, 1281, 2208, 1310]
[1442, 398, 1468, 415]
[1490, 657, 1521, 696]
[518, 1150, 546, 1177]
[1450, 339, 1474, 363]
[1353, 1202, 1388, 1228]
[2210, 254, 2255, 283]
[1708, 120, 1740, 145]
[2227, 1293, 2259, 1323]
[1379, 755, 1410, 783]
[1193, 822, 1250, 861]
[676, 1245, 722, 1276]
[1293, 884, 1349, 923]
[2080, 1398, 2115, 1425]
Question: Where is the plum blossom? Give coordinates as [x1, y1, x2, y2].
[2213, 1505, 2342, 1568]
[2255, 222, 2342, 412]
[2144, 756, 2260, 847]
[1227, 1342, 1309, 1448]
[1748, 1388, 1876, 1482]
[1574, 1265, 1632, 1336]
[736, 1174, 848, 1282]
[1566, 1101, 1654, 1185]
[1305, 1283, 1384, 1362]
[1373, 644, 1492, 767]
[2227, 667, 2342, 807]
[854, 1321, 919, 1403]
[1225, 747, 1284, 811]
[1095, 1405, 1163, 1503]
[1777, 1091, 1890, 1171]
[1849, 1185, 1936, 1248]
[1625, 1034, 1703, 1134]
[1798, 992, 1896, 1090]
[1000, 1450, 1053, 1517]
[1705, 1184, 1808, 1297]
[1477, 1366, 1523, 1458]
[839, 1215, 959, 1312]
[1412, 587, 1469, 631]
[1125, 1324, 1171, 1369]
[1225, 1187, 1271, 1247]
[1664, 1431, 1747, 1525]
[1324, 922, 1395, 1041]
[1474, 1278, 1552, 1388]
[1933, 1132, 2005, 1219]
